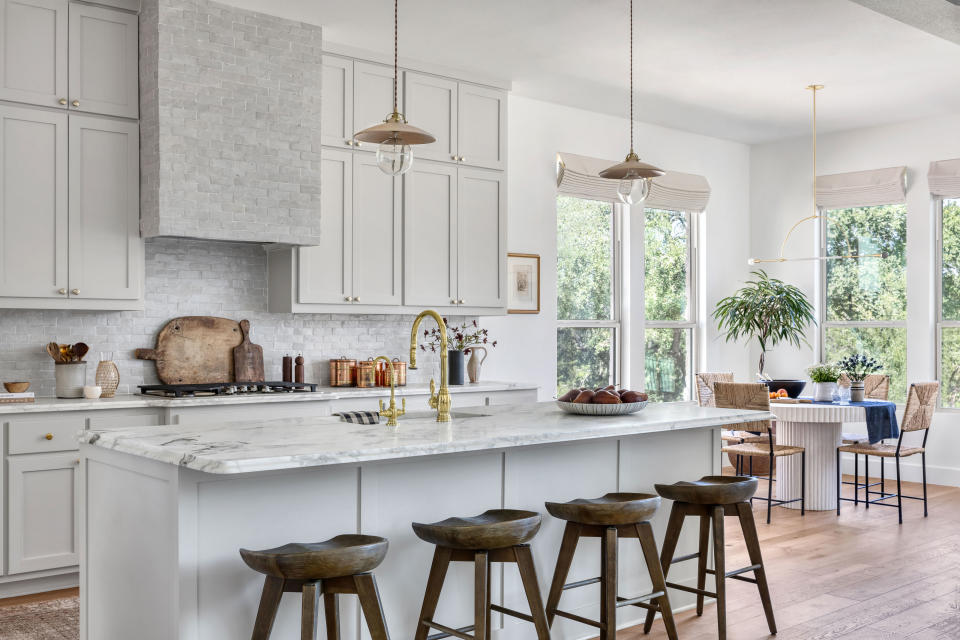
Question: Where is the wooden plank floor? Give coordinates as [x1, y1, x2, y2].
[622, 476, 960, 639]
[0, 587, 78, 608]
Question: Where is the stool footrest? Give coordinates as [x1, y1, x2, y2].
[489, 604, 533, 623]
[423, 620, 474, 640]
[669, 551, 701, 564]
[615, 590, 664, 608]
[550, 608, 603, 629]
[665, 581, 716, 599]
[562, 576, 601, 591]
[705, 563, 761, 579]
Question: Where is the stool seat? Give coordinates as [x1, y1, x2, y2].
[545, 492, 660, 525]
[412, 509, 540, 550]
[240, 534, 388, 580]
[654, 475, 757, 505]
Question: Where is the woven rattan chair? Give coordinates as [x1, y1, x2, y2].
[716, 382, 805, 524]
[837, 382, 939, 524]
[697, 373, 767, 474]
[839, 374, 890, 495]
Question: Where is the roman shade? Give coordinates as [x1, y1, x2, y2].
[556, 152, 711, 212]
[928, 158, 960, 198]
[815, 166, 907, 209]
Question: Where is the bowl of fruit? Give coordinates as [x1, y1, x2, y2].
[556, 386, 649, 416]
[761, 379, 806, 399]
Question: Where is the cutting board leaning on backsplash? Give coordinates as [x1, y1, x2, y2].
[136, 316, 244, 385]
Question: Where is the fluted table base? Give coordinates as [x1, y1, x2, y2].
[776, 420, 842, 510]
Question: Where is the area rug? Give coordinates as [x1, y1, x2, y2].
[0, 596, 78, 639]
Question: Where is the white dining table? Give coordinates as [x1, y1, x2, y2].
[768, 402, 871, 510]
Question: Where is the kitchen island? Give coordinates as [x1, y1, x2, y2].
[79, 402, 770, 640]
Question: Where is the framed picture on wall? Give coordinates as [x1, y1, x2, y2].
[507, 253, 540, 314]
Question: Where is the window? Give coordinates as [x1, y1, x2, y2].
[556, 196, 619, 394]
[938, 198, 960, 407]
[820, 204, 907, 403]
[644, 208, 696, 402]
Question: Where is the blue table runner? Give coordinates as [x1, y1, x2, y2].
[808, 399, 898, 444]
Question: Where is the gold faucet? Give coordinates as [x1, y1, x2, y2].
[409, 310, 452, 422]
[372, 356, 405, 427]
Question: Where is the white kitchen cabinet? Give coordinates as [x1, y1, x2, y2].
[68, 115, 141, 300]
[353, 61, 399, 150]
[0, 105, 68, 299]
[0, 0, 68, 109]
[68, 3, 138, 119]
[320, 55, 354, 148]
[457, 83, 506, 170]
[456, 167, 506, 307]
[7, 452, 78, 574]
[403, 71, 458, 164]
[298, 152, 400, 306]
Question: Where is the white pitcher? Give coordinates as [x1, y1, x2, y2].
[467, 346, 488, 384]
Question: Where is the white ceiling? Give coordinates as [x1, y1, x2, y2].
[224, 0, 960, 144]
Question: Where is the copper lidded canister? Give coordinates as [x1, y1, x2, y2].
[356, 359, 377, 388]
[329, 357, 356, 387]
[391, 357, 407, 387]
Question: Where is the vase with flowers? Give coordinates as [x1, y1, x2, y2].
[807, 363, 840, 402]
[837, 354, 882, 402]
[420, 320, 498, 385]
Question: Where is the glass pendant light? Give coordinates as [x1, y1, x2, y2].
[600, 0, 663, 205]
[353, 0, 435, 175]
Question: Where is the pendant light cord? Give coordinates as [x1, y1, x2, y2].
[629, 0, 634, 155]
[811, 85, 817, 217]
[393, 0, 399, 115]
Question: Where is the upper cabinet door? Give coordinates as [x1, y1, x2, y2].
[299, 148, 353, 304]
[403, 160, 457, 308]
[457, 168, 506, 308]
[352, 153, 402, 305]
[67, 115, 140, 300]
[0, 105, 67, 299]
[457, 84, 506, 170]
[403, 71, 458, 164]
[0, 0, 68, 108]
[68, 4, 138, 119]
[320, 56, 355, 149]
[353, 61, 398, 152]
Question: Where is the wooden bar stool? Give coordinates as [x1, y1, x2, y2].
[543, 493, 678, 640]
[240, 534, 390, 640]
[642, 476, 776, 640]
[411, 509, 550, 640]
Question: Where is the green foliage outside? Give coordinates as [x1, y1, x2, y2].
[940, 200, 960, 406]
[824, 205, 907, 402]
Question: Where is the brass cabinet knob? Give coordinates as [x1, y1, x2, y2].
[344, 296, 352, 302]
[345, 139, 353, 146]
[458, 156, 465, 162]
[58, 98, 68, 105]
[353, 296, 358, 302]
[451, 155, 457, 161]
[451, 299, 457, 304]
[58, 288, 67, 295]
[71, 100, 80, 107]
[71, 288, 80, 295]
[44, 433, 53, 440]
[459, 299, 465, 304]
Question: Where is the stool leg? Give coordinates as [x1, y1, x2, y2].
[711, 505, 727, 640]
[485, 563, 492, 640]
[545, 522, 580, 627]
[323, 593, 340, 640]
[836, 448, 841, 516]
[854, 453, 859, 505]
[514, 545, 551, 640]
[251, 576, 285, 640]
[643, 503, 684, 634]
[864, 455, 870, 509]
[414, 546, 452, 640]
[355, 573, 391, 640]
[636, 522, 678, 640]
[600, 526, 618, 640]
[896, 455, 903, 525]
[474, 551, 489, 640]
[696, 515, 710, 616]
[736, 502, 776, 634]
[301, 581, 321, 640]
[766, 453, 774, 524]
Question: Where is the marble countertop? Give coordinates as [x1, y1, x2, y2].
[0, 381, 537, 414]
[81, 401, 772, 474]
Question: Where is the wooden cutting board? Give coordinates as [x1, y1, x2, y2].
[136, 316, 243, 385]
[233, 319, 265, 383]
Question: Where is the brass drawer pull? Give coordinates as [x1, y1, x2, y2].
[58, 288, 67, 295]
[44, 433, 53, 440]
[71, 289, 80, 295]
[58, 98, 68, 106]
[71, 100, 80, 107]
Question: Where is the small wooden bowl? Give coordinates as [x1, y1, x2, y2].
[3, 382, 30, 393]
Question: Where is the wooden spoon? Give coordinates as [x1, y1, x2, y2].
[73, 342, 89, 362]
[46, 342, 62, 363]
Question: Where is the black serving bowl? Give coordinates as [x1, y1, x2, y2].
[762, 379, 806, 399]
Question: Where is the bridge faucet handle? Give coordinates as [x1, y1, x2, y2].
[429, 378, 439, 409]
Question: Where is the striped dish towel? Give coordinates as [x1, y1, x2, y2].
[336, 411, 382, 424]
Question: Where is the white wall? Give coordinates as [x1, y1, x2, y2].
[482, 95, 753, 399]
[751, 111, 960, 485]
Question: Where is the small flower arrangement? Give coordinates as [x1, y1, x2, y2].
[420, 319, 498, 353]
[807, 363, 840, 383]
[836, 354, 882, 382]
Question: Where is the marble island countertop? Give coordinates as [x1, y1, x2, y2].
[0, 381, 536, 414]
[81, 401, 772, 474]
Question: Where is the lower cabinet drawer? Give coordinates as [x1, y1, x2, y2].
[6, 416, 86, 454]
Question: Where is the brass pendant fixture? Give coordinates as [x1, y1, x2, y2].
[600, 0, 664, 205]
[353, 0, 435, 176]
[749, 85, 886, 264]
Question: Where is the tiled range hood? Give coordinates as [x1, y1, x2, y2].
[139, 0, 323, 245]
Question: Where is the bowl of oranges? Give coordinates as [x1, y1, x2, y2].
[761, 379, 806, 399]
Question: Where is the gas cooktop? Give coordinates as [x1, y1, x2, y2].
[138, 381, 318, 398]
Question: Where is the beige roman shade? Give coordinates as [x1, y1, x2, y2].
[556, 152, 711, 212]
[928, 158, 960, 198]
[815, 166, 908, 209]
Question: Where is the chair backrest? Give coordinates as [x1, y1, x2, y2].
[865, 374, 890, 400]
[695, 372, 734, 408]
[713, 382, 772, 434]
[901, 382, 939, 432]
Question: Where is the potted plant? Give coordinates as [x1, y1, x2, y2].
[420, 320, 497, 386]
[836, 354, 882, 402]
[713, 270, 816, 396]
[807, 363, 840, 402]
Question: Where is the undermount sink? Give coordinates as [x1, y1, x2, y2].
[450, 410, 494, 419]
